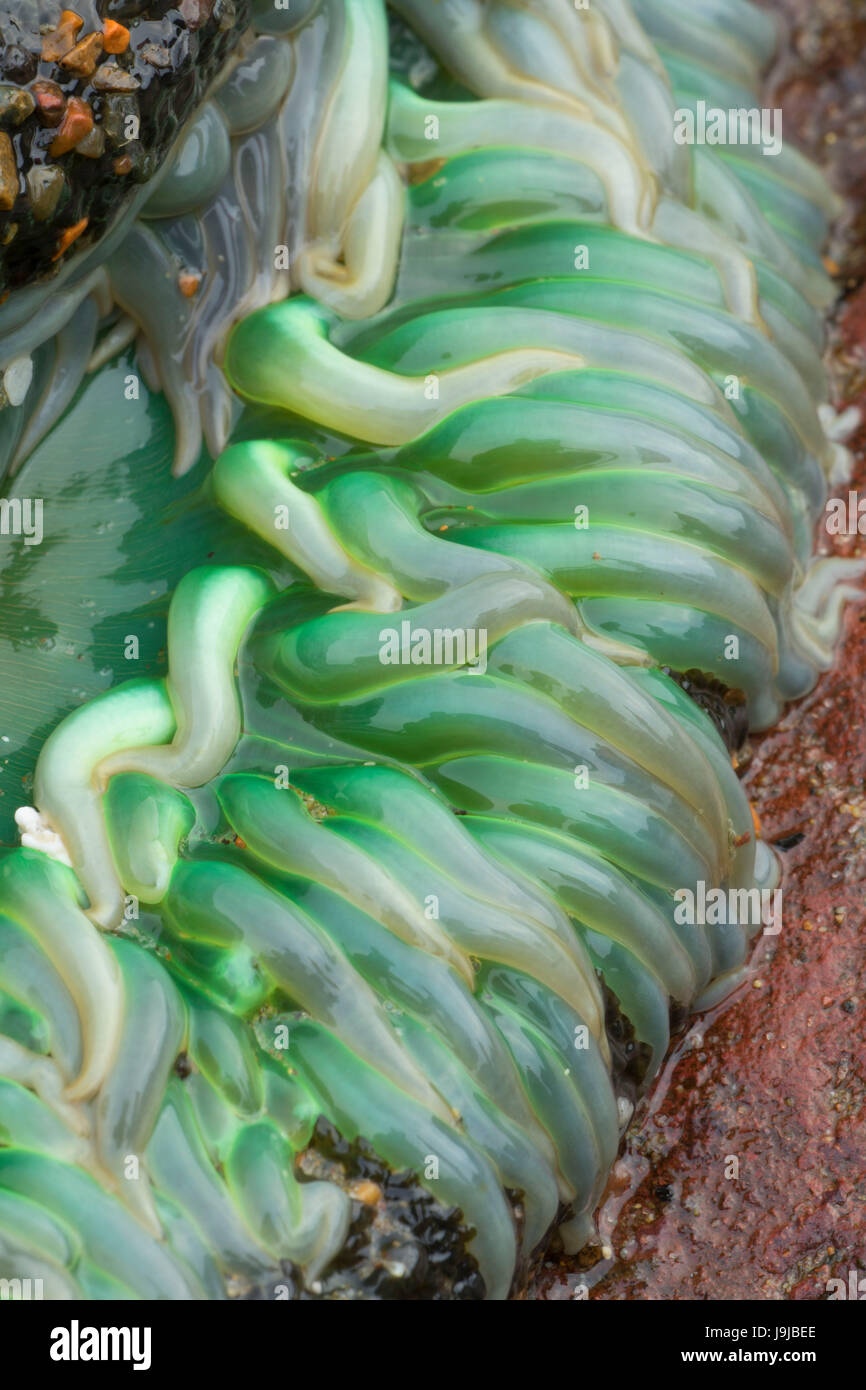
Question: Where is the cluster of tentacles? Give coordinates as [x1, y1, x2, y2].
[0, 0, 861, 1300]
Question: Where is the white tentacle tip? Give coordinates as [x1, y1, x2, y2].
[2, 356, 34, 407]
[14, 806, 73, 868]
[819, 402, 862, 443]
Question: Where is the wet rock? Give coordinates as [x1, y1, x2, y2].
[0, 0, 251, 295]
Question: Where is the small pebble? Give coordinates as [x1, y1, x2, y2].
[0, 84, 36, 127]
[60, 32, 105, 79]
[0, 132, 18, 211]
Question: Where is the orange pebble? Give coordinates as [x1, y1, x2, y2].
[52, 218, 89, 262]
[350, 1181, 382, 1206]
[49, 96, 93, 156]
[103, 19, 131, 54]
[178, 273, 201, 298]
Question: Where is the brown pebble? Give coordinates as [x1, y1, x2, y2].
[0, 85, 36, 128]
[0, 132, 18, 212]
[60, 32, 104, 80]
[41, 10, 84, 63]
[92, 64, 141, 93]
[32, 81, 66, 129]
[27, 166, 66, 222]
[350, 1181, 383, 1206]
[113, 154, 133, 176]
[0, 222, 17, 245]
[179, 0, 215, 30]
[139, 42, 172, 69]
[178, 272, 202, 298]
[75, 125, 106, 159]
